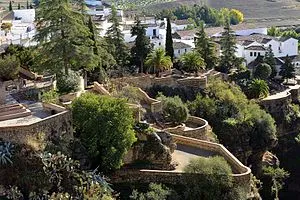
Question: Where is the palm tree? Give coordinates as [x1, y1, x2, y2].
[248, 79, 269, 99]
[145, 48, 173, 77]
[180, 51, 205, 74]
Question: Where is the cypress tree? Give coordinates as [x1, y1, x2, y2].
[9, 1, 12, 11]
[131, 18, 152, 73]
[195, 21, 218, 69]
[106, 6, 130, 69]
[280, 55, 295, 82]
[18, 3, 20, 9]
[165, 18, 174, 61]
[218, 20, 240, 73]
[264, 46, 277, 78]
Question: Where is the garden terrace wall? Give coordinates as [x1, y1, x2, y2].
[0, 103, 72, 145]
[165, 116, 209, 140]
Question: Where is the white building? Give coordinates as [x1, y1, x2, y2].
[173, 42, 192, 58]
[171, 19, 193, 32]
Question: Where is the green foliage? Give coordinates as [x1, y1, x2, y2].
[268, 26, 281, 37]
[130, 183, 175, 200]
[263, 166, 290, 200]
[56, 71, 80, 94]
[218, 21, 241, 73]
[145, 48, 172, 76]
[183, 156, 246, 200]
[248, 79, 269, 99]
[0, 140, 14, 166]
[0, 55, 20, 81]
[158, 5, 244, 27]
[157, 94, 189, 125]
[72, 93, 136, 171]
[285, 103, 300, 125]
[188, 79, 276, 165]
[180, 51, 205, 73]
[280, 55, 295, 81]
[106, 6, 130, 69]
[264, 46, 277, 78]
[131, 19, 152, 73]
[194, 22, 218, 69]
[41, 89, 59, 104]
[9, 1, 12, 11]
[34, 0, 98, 75]
[165, 18, 174, 61]
[254, 63, 272, 80]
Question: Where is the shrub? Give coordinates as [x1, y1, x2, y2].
[130, 183, 178, 200]
[157, 94, 189, 125]
[183, 156, 246, 200]
[57, 71, 80, 94]
[254, 63, 272, 80]
[0, 55, 20, 81]
[72, 93, 136, 171]
[41, 89, 59, 104]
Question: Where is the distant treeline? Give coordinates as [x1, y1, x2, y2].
[156, 5, 244, 27]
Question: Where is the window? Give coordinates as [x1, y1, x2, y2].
[153, 29, 157, 36]
[254, 52, 257, 57]
[159, 42, 161, 46]
[297, 63, 299, 66]
[185, 49, 187, 52]
[258, 52, 261, 56]
[178, 50, 180, 54]
[250, 52, 253, 57]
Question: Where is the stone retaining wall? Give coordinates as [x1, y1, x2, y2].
[165, 116, 209, 140]
[0, 103, 72, 145]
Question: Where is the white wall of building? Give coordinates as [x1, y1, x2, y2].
[13, 9, 35, 23]
[174, 47, 192, 58]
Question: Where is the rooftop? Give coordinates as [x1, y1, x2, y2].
[173, 42, 192, 49]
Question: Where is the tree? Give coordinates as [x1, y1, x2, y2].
[72, 93, 136, 171]
[180, 51, 205, 73]
[0, 55, 20, 81]
[157, 95, 189, 125]
[34, 0, 98, 75]
[18, 3, 20, 9]
[165, 18, 174, 61]
[183, 156, 246, 200]
[26, 0, 29, 9]
[268, 26, 281, 37]
[248, 79, 269, 99]
[9, 1, 12, 11]
[230, 9, 244, 25]
[131, 18, 152, 73]
[1, 22, 12, 36]
[145, 48, 172, 77]
[194, 22, 218, 69]
[263, 166, 289, 200]
[280, 55, 295, 82]
[264, 46, 277, 78]
[254, 63, 272, 80]
[105, 6, 129, 69]
[218, 20, 241, 73]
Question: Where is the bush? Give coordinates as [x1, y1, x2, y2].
[183, 156, 246, 200]
[57, 71, 80, 94]
[157, 94, 189, 125]
[72, 93, 136, 171]
[254, 63, 272, 80]
[0, 55, 20, 81]
[41, 89, 59, 104]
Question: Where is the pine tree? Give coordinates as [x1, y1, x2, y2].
[9, 1, 12, 11]
[34, 0, 98, 75]
[131, 18, 152, 73]
[105, 6, 129, 69]
[165, 18, 174, 61]
[194, 22, 218, 69]
[218, 20, 240, 73]
[280, 55, 295, 82]
[18, 3, 20, 9]
[26, 0, 29, 9]
[264, 46, 277, 78]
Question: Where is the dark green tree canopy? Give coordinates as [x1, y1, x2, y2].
[131, 18, 152, 73]
[72, 93, 136, 171]
[254, 63, 272, 80]
[264, 46, 277, 78]
[165, 18, 174, 61]
[280, 55, 295, 80]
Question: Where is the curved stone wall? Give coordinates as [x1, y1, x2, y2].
[165, 116, 209, 140]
